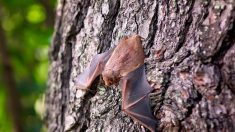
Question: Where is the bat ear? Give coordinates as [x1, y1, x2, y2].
[75, 50, 113, 89]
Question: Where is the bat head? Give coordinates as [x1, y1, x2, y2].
[101, 34, 145, 86]
[102, 70, 121, 86]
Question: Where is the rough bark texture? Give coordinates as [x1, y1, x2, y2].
[46, 0, 235, 131]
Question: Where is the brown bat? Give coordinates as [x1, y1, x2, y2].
[75, 35, 157, 131]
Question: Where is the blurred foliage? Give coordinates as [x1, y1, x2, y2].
[0, 0, 56, 131]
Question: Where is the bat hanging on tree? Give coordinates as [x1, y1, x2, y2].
[75, 35, 157, 132]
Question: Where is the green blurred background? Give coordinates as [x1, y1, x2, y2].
[0, 0, 56, 131]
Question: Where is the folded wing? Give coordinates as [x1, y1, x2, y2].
[121, 65, 158, 132]
[75, 50, 113, 89]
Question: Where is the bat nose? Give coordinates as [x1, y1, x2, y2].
[103, 77, 112, 86]
[104, 81, 111, 86]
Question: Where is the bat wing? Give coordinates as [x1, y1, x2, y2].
[121, 65, 157, 132]
[75, 50, 113, 89]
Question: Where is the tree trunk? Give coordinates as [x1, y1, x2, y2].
[45, 0, 235, 131]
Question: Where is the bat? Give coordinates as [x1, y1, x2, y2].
[75, 35, 157, 131]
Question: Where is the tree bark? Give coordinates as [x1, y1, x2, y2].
[46, 0, 235, 131]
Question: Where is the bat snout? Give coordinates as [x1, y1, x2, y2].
[102, 75, 120, 86]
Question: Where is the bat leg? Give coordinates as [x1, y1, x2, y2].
[75, 50, 113, 89]
[121, 65, 158, 132]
